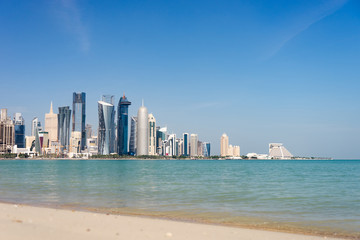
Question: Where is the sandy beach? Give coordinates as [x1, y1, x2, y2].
[0, 202, 343, 240]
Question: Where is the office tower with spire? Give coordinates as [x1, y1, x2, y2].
[98, 96, 115, 155]
[136, 101, 148, 156]
[72, 92, 86, 150]
[190, 134, 198, 157]
[148, 113, 156, 155]
[45, 102, 58, 145]
[117, 94, 131, 155]
[129, 116, 137, 155]
[220, 133, 229, 157]
[14, 113, 25, 148]
[58, 106, 71, 150]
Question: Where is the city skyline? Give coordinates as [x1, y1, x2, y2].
[1, 0, 359, 158]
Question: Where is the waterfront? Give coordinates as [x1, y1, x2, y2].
[0, 160, 359, 238]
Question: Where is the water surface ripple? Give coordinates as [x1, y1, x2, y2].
[0, 160, 359, 238]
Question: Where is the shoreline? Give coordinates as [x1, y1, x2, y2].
[0, 202, 346, 240]
[0, 201, 356, 239]
[1, 158, 347, 161]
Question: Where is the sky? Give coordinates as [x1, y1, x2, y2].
[1, 0, 359, 158]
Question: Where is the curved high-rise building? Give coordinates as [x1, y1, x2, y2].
[98, 100, 115, 155]
[117, 94, 131, 155]
[136, 104, 148, 156]
[58, 106, 71, 150]
[129, 116, 137, 155]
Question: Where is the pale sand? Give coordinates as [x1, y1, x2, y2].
[0, 203, 342, 240]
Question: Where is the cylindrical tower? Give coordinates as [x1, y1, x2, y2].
[136, 105, 148, 156]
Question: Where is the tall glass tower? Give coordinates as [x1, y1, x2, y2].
[58, 106, 71, 150]
[98, 99, 115, 155]
[183, 133, 189, 156]
[129, 116, 137, 155]
[117, 94, 131, 155]
[72, 92, 86, 150]
[31, 117, 41, 137]
[14, 113, 25, 148]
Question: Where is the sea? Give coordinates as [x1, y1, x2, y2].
[0, 159, 359, 239]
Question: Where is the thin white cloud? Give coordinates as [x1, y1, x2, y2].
[54, 0, 90, 52]
[265, 0, 348, 59]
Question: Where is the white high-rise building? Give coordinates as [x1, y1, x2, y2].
[148, 113, 156, 155]
[228, 144, 233, 157]
[136, 103, 148, 156]
[220, 133, 229, 157]
[190, 133, 198, 157]
[31, 117, 42, 137]
[233, 145, 241, 157]
[45, 102, 58, 145]
[166, 134, 176, 156]
[69, 131, 81, 153]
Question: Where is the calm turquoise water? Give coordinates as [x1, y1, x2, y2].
[0, 160, 359, 237]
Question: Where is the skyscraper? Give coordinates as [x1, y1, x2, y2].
[34, 126, 41, 154]
[156, 126, 167, 155]
[203, 142, 211, 157]
[148, 113, 156, 155]
[220, 133, 229, 157]
[70, 131, 81, 153]
[98, 100, 115, 155]
[233, 145, 240, 157]
[228, 145, 233, 157]
[45, 102, 58, 145]
[58, 106, 71, 150]
[197, 140, 203, 156]
[85, 124, 92, 139]
[101, 95, 116, 152]
[136, 103, 148, 156]
[166, 133, 176, 156]
[31, 117, 41, 137]
[14, 113, 25, 148]
[72, 92, 86, 150]
[117, 94, 131, 155]
[129, 116, 137, 155]
[183, 133, 189, 156]
[190, 134, 198, 157]
[0, 109, 14, 153]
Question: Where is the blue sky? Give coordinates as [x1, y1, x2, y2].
[1, 0, 359, 158]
